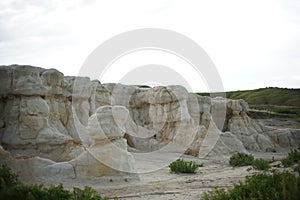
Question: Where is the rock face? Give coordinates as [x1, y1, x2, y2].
[0, 65, 135, 180]
[0, 65, 299, 181]
[71, 106, 135, 177]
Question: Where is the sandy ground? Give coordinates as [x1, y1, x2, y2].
[54, 152, 288, 200]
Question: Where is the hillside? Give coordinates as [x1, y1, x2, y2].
[198, 87, 300, 122]
[225, 87, 300, 107]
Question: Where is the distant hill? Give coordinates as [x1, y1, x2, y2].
[226, 87, 300, 107]
[198, 87, 300, 107]
[198, 87, 300, 122]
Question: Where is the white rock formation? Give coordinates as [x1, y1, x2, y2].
[0, 145, 75, 182]
[71, 106, 135, 177]
[0, 65, 299, 181]
[0, 65, 135, 180]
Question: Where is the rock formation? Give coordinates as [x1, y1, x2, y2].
[0, 65, 299, 181]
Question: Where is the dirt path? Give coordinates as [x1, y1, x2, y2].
[90, 154, 251, 199]
[56, 152, 286, 200]
[102, 165, 250, 200]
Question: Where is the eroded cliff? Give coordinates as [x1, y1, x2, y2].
[0, 65, 299, 181]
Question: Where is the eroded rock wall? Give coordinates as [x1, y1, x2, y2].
[0, 65, 135, 181]
[0, 65, 299, 181]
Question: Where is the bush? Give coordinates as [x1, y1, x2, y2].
[252, 158, 270, 171]
[0, 165, 115, 200]
[0, 183, 48, 200]
[46, 183, 73, 199]
[0, 182, 111, 200]
[203, 171, 300, 200]
[282, 149, 300, 167]
[282, 158, 294, 167]
[0, 165, 19, 190]
[169, 159, 202, 173]
[229, 153, 254, 167]
[74, 186, 109, 200]
[0, 184, 72, 200]
[293, 160, 300, 175]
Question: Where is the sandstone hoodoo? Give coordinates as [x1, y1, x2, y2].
[0, 65, 299, 182]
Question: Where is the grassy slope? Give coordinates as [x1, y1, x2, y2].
[198, 87, 300, 121]
[225, 87, 300, 107]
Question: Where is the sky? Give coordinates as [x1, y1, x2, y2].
[0, 0, 299, 92]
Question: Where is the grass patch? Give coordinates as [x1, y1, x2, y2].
[229, 153, 254, 167]
[282, 149, 300, 167]
[203, 171, 300, 200]
[230, 153, 271, 171]
[248, 104, 300, 119]
[0, 165, 115, 200]
[294, 160, 300, 174]
[225, 87, 300, 107]
[169, 159, 202, 173]
[198, 87, 300, 107]
[252, 158, 270, 171]
[204, 150, 300, 199]
[0, 165, 19, 189]
[197, 87, 300, 122]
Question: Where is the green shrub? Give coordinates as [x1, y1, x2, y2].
[203, 188, 228, 200]
[282, 149, 300, 167]
[229, 152, 254, 167]
[293, 160, 300, 175]
[0, 165, 115, 200]
[282, 158, 294, 167]
[0, 165, 19, 190]
[46, 183, 73, 199]
[73, 186, 109, 200]
[169, 159, 202, 173]
[252, 158, 270, 171]
[0, 183, 47, 200]
[203, 171, 300, 200]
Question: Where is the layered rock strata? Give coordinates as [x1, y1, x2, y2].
[0, 65, 299, 181]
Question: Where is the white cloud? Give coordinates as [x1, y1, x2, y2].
[0, 0, 299, 91]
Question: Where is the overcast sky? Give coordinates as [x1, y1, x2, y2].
[0, 0, 299, 92]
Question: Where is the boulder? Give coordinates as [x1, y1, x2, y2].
[71, 139, 135, 177]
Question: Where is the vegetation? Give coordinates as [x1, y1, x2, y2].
[229, 153, 254, 167]
[0, 165, 19, 190]
[204, 149, 300, 199]
[247, 105, 300, 122]
[199, 87, 300, 107]
[281, 149, 300, 167]
[0, 165, 114, 200]
[294, 160, 300, 174]
[197, 87, 300, 122]
[252, 158, 270, 171]
[169, 159, 202, 173]
[203, 171, 300, 200]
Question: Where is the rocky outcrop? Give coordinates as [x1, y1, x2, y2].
[0, 145, 75, 182]
[0, 65, 135, 181]
[71, 106, 135, 177]
[0, 65, 299, 182]
[0, 66, 88, 161]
